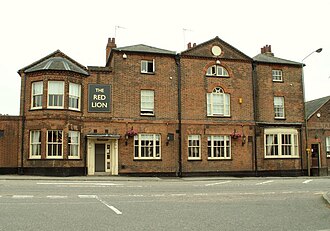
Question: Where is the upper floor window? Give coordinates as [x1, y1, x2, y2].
[272, 70, 283, 81]
[134, 134, 161, 160]
[31, 81, 43, 109]
[206, 65, 229, 77]
[207, 87, 230, 117]
[141, 90, 154, 115]
[69, 83, 81, 111]
[47, 130, 63, 159]
[207, 135, 231, 160]
[29, 130, 41, 159]
[264, 128, 299, 158]
[188, 135, 201, 160]
[68, 131, 80, 159]
[274, 96, 285, 119]
[141, 60, 155, 74]
[48, 81, 64, 109]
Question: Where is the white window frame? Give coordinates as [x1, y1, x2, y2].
[207, 87, 230, 116]
[141, 59, 155, 74]
[206, 65, 229, 77]
[69, 83, 81, 111]
[141, 90, 154, 115]
[31, 81, 43, 109]
[29, 130, 41, 159]
[274, 96, 285, 119]
[134, 134, 161, 160]
[68, 131, 80, 159]
[47, 81, 64, 109]
[47, 130, 63, 159]
[188, 135, 201, 160]
[272, 70, 283, 82]
[326, 137, 330, 157]
[207, 135, 231, 160]
[264, 128, 299, 158]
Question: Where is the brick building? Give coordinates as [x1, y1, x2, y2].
[305, 96, 330, 176]
[0, 36, 317, 176]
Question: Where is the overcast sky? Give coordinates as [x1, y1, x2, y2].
[1, 0, 329, 115]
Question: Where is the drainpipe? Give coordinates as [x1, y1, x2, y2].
[252, 63, 258, 176]
[175, 54, 182, 177]
[19, 72, 27, 175]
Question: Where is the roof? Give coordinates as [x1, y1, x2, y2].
[113, 44, 176, 55]
[19, 50, 89, 76]
[305, 95, 330, 119]
[181, 36, 252, 61]
[253, 53, 301, 66]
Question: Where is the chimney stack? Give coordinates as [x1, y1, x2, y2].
[106, 38, 117, 63]
[187, 42, 192, 49]
[261, 44, 274, 56]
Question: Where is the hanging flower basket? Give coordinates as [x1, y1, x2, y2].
[126, 128, 138, 137]
[230, 130, 242, 139]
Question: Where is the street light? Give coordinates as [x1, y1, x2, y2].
[301, 48, 322, 176]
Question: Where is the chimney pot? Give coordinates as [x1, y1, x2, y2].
[193, 43, 196, 47]
[187, 42, 191, 49]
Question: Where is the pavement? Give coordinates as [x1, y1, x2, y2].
[0, 174, 329, 205]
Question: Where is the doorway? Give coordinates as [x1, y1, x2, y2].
[311, 143, 320, 176]
[87, 138, 119, 175]
[95, 144, 105, 172]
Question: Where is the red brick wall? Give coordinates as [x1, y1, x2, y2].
[307, 100, 330, 174]
[0, 116, 21, 168]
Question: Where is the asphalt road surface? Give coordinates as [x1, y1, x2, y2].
[0, 177, 329, 231]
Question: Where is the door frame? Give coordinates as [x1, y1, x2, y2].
[87, 137, 119, 175]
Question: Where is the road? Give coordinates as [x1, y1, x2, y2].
[0, 177, 329, 231]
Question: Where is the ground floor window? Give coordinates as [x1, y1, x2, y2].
[326, 137, 330, 157]
[68, 131, 80, 159]
[264, 128, 299, 158]
[47, 130, 63, 158]
[188, 135, 201, 160]
[134, 134, 161, 160]
[207, 135, 231, 159]
[30, 130, 41, 159]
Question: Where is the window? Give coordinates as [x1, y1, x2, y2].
[207, 135, 231, 160]
[206, 65, 229, 77]
[134, 134, 161, 159]
[68, 131, 80, 159]
[48, 81, 64, 108]
[141, 60, 155, 74]
[272, 70, 283, 81]
[47, 130, 63, 158]
[69, 83, 81, 111]
[30, 130, 41, 159]
[326, 137, 330, 157]
[274, 96, 285, 118]
[31, 81, 43, 109]
[141, 90, 154, 115]
[188, 135, 201, 160]
[207, 87, 230, 116]
[264, 128, 299, 158]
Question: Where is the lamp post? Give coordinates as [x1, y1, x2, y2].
[301, 48, 322, 176]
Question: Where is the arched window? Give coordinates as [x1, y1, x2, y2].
[206, 65, 229, 77]
[207, 87, 230, 116]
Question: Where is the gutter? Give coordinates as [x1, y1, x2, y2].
[175, 54, 182, 177]
[252, 63, 258, 176]
[19, 72, 26, 175]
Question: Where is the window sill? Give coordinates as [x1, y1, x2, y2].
[264, 156, 300, 159]
[140, 72, 155, 75]
[206, 75, 229, 78]
[188, 158, 202, 161]
[207, 115, 231, 118]
[207, 158, 232, 161]
[274, 117, 286, 120]
[133, 158, 162, 161]
[140, 113, 155, 117]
